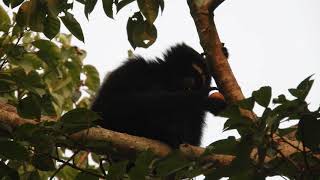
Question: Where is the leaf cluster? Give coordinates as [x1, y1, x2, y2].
[204, 76, 320, 179]
[0, 8, 100, 117]
[81, 0, 164, 48]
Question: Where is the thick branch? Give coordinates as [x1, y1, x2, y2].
[187, 0, 255, 120]
[0, 102, 232, 165]
[1, 102, 318, 170]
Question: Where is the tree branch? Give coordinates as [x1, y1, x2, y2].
[0, 102, 318, 172]
[187, 0, 256, 120]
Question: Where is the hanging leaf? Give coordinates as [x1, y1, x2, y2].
[11, 0, 25, 8]
[60, 12, 84, 42]
[75, 171, 99, 180]
[137, 0, 159, 24]
[127, 12, 157, 49]
[31, 154, 56, 171]
[83, 65, 100, 92]
[59, 108, 100, 134]
[44, 15, 61, 39]
[0, 162, 19, 180]
[0, 4, 11, 32]
[158, 0, 164, 12]
[116, 0, 135, 12]
[252, 86, 272, 108]
[289, 75, 314, 100]
[0, 139, 29, 161]
[16, 0, 46, 32]
[84, 0, 98, 19]
[106, 161, 128, 180]
[17, 93, 42, 119]
[102, 0, 114, 18]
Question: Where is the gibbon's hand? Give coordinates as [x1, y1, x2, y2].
[205, 92, 227, 115]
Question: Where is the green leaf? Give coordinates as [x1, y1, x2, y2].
[128, 151, 155, 180]
[4, 44, 25, 58]
[3, 0, 10, 7]
[127, 12, 157, 49]
[0, 4, 11, 32]
[137, 0, 159, 24]
[44, 15, 61, 39]
[278, 127, 296, 137]
[12, 23, 23, 37]
[23, 170, 41, 180]
[262, 108, 279, 133]
[102, 0, 114, 18]
[17, 93, 42, 119]
[272, 94, 287, 104]
[60, 12, 84, 42]
[106, 161, 128, 180]
[252, 86, 272, 108]
[83, 65, 100, 92]
[289, 75, 314, 100]
[158, 0, 164, 12]
[11, 0, 24, 8]
[33, 39, 61, 57]
[46, 0, 60, 16]
[0, 162, 19, 180]
[205, 137, 238, 155]
[33, 39, 61, 68]
[223, 117, 253, 133]
[13, 53, 42, 73]
[219, 105, 241, 119]
[59, 108, 100, 134]
[31, 154, 56, 171]
[273, 99, 307, 120]
[12, 69, 46, 96]
[14, 123, 39, 140]
[0, 139, 29, 161]
[238, 97, 254, 110]
[76, 0, 86, 4]
[297, 115, 320, 152]
[155, 152, 190, 177]
[75, 171, 99, 180]
[116, 0, 135, 12]
[84, 0, 98, 19]
[41, 94, 57, 116]
[16, 0, 46, 32]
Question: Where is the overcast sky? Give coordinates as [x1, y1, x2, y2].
[67, 0, 320, 146]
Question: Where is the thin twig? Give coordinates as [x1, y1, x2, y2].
[0, 31, 24, 71]
[50, 154, 105, 179]
[278, 136, 303, 152]
[99, 158, 108, 177]
[274, 147, 301, 172]
[49, 150, 80, 180]
[0, 59, 8, 70]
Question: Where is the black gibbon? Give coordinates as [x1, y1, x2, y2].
[91, 43, 226, 148]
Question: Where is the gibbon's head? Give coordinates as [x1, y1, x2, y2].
[163, 43, 211, 91]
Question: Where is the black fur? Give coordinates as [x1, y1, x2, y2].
[91, 43, 225, 148]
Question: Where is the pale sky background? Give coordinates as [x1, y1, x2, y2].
[1, 0, 320, 179]
[68, 0, 320, 146]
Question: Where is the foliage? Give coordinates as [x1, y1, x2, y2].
[0, 5, 102, 179]
[1, 0, 164, 48]
[204, 76, 320, 179]
[1, 1, 320, 180]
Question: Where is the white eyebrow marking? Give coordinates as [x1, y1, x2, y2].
[192, 64, 206, 85]
[192, 64, 203, 75]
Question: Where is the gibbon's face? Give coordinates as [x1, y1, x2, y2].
[173, 62, 210, 91]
